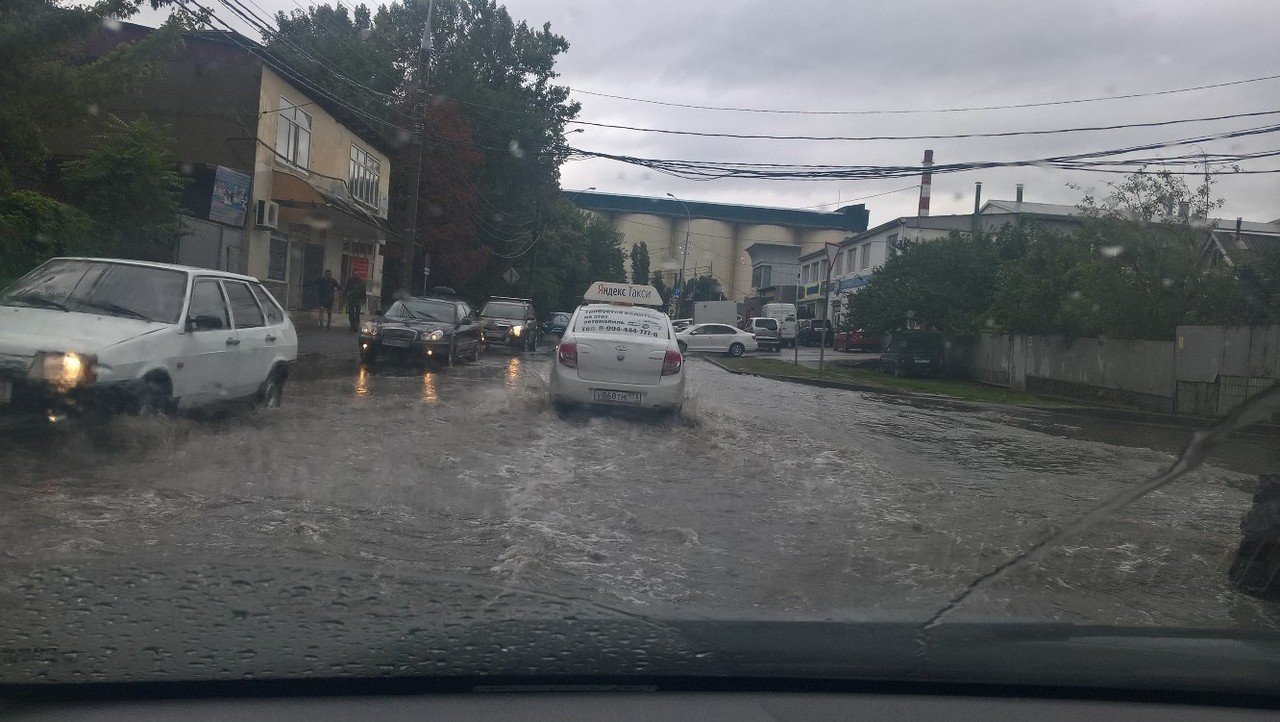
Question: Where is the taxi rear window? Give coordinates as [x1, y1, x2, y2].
[574, 306, 669, 339]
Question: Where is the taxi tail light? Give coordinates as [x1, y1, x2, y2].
[557, 342, 578, 368]
[662, 350, 683, 376]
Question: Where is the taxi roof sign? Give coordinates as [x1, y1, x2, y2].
[582, 281, 664, 306]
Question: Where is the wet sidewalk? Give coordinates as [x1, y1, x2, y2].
[291, 312, 361, 377]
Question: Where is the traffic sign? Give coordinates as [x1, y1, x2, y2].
[502, 268, 519, 284]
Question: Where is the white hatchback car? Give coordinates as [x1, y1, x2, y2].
[549, 282, 684, 413]
[0, 257, 298, 420]
[675, 323, 759, 357]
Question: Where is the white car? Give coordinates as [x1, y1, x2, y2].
[675, 323, 758, 357]
[549, 282, 684, 413]
[0, 257, 298, 420]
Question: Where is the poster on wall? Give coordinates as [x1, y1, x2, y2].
[209, 166, 251, 226]
[348, 255, 371, 280]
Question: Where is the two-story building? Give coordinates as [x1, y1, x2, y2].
[60, 22, 395, 316]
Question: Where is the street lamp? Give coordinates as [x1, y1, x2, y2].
[665, 192, 692, 315]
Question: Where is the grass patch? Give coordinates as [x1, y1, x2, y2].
[715, 356, 1080, 408]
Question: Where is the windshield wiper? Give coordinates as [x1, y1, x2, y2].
[409, 311, 441, 321]
[78, 299, 155, 322]
[4, 294, 70, 312]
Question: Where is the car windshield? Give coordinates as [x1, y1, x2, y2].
[7, 0, 1280, 705]
[482, 301, 527, 319]
[1, 258, 185, 323]
[387, 299, 454, 322]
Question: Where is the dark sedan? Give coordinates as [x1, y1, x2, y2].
[358, 297, 482, 367]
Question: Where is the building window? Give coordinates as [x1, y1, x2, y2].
[860, 243, 871, 270]
[886, 233, 899, 255]
[349, 144, 381, 208]
[267, 235, 288, 281]
[834, 252, 844, 276]
[275, 97, 312, 169]
[752, 265, 772, 289]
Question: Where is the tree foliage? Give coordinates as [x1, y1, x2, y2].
[843, 170, 1279, 342]
[61, 115, 188, 261]
[629, 241, 650, 284]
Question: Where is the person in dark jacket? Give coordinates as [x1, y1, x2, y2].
[342, 272, 367, 332]
[315, 269, 340, 328]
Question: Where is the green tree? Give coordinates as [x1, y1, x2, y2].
[985, 221, 1096, 336]
[844, 231, 998, 337]
[0, 191, 91, 284]
[629, 241, 650, 284]
[61, 115, 188, 261]
[1068, 169, 1243, 339]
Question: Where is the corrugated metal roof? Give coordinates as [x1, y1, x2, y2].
[980, 200, 1085, 217]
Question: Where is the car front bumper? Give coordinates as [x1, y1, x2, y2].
[359, 335, 453, 359]
[0, 375, 144, 423]
[549, 365, 684, 411]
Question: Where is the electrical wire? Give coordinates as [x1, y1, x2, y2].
[566, 109, 1280, 143]
[569, 72, 1280, 116]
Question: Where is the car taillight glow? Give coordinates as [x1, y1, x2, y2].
[558, 342, 578, 368]
[662, 350, 683, 376]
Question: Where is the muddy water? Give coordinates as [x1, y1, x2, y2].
[2, 352, 1278, 633]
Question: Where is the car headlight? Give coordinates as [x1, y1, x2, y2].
[359, 321, 379, 336]
[425, 329, 444, 342]
[28, 351, 96, 389]
[511, 325, 523, 336]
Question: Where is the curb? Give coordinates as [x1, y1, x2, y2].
[701, 356, 1280, 437]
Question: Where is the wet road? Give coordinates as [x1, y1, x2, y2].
[3, 349, 1279, 637]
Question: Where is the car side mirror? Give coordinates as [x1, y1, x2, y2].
[187, 314, 224, 331]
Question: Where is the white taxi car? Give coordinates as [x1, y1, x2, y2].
[549, 282, 684, 413]
[0, 257, 297, 420]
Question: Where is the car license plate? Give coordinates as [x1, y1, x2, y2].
[383, 339, 411, 348]
[592, 389, 641, 405]
[0, 380, 10, 405]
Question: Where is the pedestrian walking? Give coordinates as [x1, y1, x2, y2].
[315, 269, 340, 329]
[342, 272, 367, 333]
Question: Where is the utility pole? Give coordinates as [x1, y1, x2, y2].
[666, 192, 692, 317]
[819, 242, 838, 376]
[524, 198, 541, 298]
[398, 0, 435, 296]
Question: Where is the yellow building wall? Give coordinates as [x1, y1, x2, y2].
[613, 213, 674, 275]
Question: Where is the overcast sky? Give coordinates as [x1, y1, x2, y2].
[137, 0, 1280, 227]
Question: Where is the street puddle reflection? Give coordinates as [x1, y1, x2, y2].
[354, 366, 371, 397]
[505, 357, 521, 390]
[422, 371, 438, 404]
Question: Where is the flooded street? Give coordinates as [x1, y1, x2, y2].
[3, 350, 1279, 644]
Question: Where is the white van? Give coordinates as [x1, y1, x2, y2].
[0, 257, 297, 420]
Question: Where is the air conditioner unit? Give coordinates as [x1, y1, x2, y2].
[254, 200, 280, 230]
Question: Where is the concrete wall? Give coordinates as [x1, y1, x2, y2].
[961, 327, 1280, 416]
[962, 333, 1176, 412]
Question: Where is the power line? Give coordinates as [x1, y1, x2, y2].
[569, 72, 1280, 116]
[563, 121, 1280, 181]
[798, 184, 921, 209]
[566, 108, 1280, 143]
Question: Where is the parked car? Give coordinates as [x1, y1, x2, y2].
[798, 319, 834, 347]
[0, 257, 297, 420]
[834, 328, 879, 352]
[879, 329, 944, 377]
[549, 282, 684, 414]
[358, 295, 482, 366]
[540, 311, 571, 337]
[747, 316, 782, 351]
[479, 297, 539, 351]
[671, 318, 694, 332]
[675, 323, 758, 357]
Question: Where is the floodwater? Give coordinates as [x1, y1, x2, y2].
[2, 350, 1279, 681]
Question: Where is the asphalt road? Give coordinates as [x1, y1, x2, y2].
[3, 348, 1279, 646]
